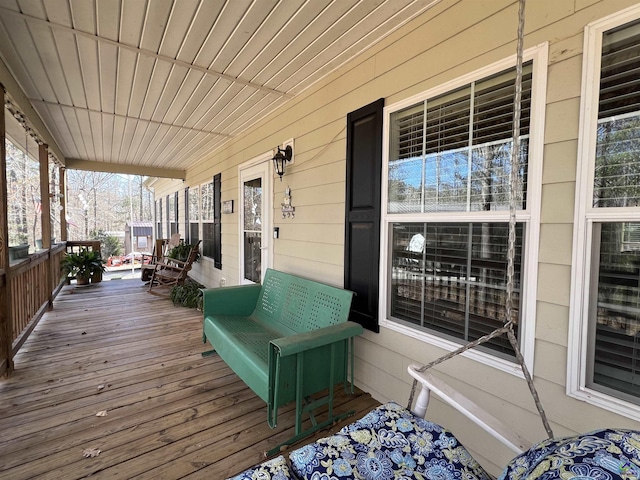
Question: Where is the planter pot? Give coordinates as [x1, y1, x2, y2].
[90, 270, 103, 283]
[9, 244, 30, 261]
[76, 274, 90, 286]
[36, 238, 57, 249]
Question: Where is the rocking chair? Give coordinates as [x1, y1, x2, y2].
[140, 233, 182, 282]
[148, 240, 201, 292]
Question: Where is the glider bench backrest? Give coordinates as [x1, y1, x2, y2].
[202, 268, 362, 448]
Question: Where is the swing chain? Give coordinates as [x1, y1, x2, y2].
[407, 0, 554, 440]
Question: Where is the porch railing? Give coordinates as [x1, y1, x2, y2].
[0, 242, 85, 377]
[10, 243, 67, 356]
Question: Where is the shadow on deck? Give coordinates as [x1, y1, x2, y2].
[0, 279, 379, 479]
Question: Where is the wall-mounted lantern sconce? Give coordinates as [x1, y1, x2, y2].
[272, 145, 293, 181]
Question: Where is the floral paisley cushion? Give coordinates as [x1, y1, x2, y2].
[289, 401, 492, 480]
[227, 455, 293, 480]
[499, 429, 640, 480]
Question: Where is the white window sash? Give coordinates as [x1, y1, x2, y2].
[568, 3, 640, 421]
[380, 43, 549, 376]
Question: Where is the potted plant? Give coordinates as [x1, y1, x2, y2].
[8, 243, 30, 261]
[61, 249, 105, 286]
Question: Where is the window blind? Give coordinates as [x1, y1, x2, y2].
[388, 62, 532, 213]
[594, 20, 640, 208]
[155, 200, 162, 239]
[188, 186, 200, 247]
[589, 222, 640, 402]
[390, 222, 523, 357]
[201, 182, 214, 259]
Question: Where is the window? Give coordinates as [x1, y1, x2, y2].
[571, 9, 640, 416]
[155, 200, 163, 239]
[383, 48, 545, 370]
[168, 192, 178, 235]
[188, 186, 200, 247]
[201, 174, 222, 269]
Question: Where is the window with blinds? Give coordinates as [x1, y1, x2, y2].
[201, 181, 214, 259]
[167, 193, 178, 236]
[201, 175, 222, 268]
[385, 61, 536, 358]
[390, 222, 523, 357]
[594, 19, 640, 208]
[587, 18, 640, 404]
[155, 200, 162, 239]
[589, 222, 640, 402]
[389, 63, 532, 214]
[188, 186, 200, 247]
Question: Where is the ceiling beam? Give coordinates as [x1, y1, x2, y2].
[65, 158, 185, 180]
[0, 56, 66, 165]
[0, 7, 292, 99]
[30, 99, 234, 138]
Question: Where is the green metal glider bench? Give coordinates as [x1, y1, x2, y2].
[201, 268, 363, 454]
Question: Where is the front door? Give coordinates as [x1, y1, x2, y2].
[239, 160, 271, 284]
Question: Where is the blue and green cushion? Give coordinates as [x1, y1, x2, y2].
[227, 455, 293, 480]
[288, 401, 492, 480]
[499, 428, 640, 480]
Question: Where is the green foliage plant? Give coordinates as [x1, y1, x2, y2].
[61, 249, 106, 281]
[169, 278, 204, 309]
[168, 243, 200, 263]
[91, 229, 122, 258]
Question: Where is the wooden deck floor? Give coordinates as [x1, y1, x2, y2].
[0, 280, 379, 479]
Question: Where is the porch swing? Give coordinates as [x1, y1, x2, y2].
[229, 1, 640, 479]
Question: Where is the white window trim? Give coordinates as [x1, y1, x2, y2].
[199, 180, 214, 266]
[379, 43, 549, 377]
[189, 185, 200, 241]
[568, 4, 640, 421]
[238, 152, 274, 284]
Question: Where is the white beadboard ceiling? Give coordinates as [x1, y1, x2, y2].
[0, 0, 440, 177]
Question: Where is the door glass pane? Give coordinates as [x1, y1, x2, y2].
[244, 178, 262, 230]
[243, 178, 262, 282]
[244, 232, 261, 283]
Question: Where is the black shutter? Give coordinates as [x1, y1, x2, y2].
[344, 98, 384, 333]
[165, 195, 170, 236]
[213, 173, 222, 269]
[174, 191, 179, 234]
[184, 187, 190, 243]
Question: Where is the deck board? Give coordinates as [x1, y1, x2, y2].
[0, 279, 379, 479]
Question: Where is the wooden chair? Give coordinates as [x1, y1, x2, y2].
[141, 234, 181, 282]
[148, 240, 201, 292]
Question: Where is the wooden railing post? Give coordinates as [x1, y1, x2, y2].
[39, 144, 51, 250]
[59, 167, 67, 242]
[0, 85, 14, 376]
[39, 143, 53, 309]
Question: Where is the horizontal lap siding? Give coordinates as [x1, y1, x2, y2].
[154, 0, 640, 475]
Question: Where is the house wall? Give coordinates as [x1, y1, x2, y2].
[152, 0, 640, 474]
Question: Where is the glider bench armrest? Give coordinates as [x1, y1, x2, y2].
[201, 284, 262, 317]
[270, 321, 364, 357]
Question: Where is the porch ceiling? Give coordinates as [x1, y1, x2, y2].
[0, 0, 439, 177]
